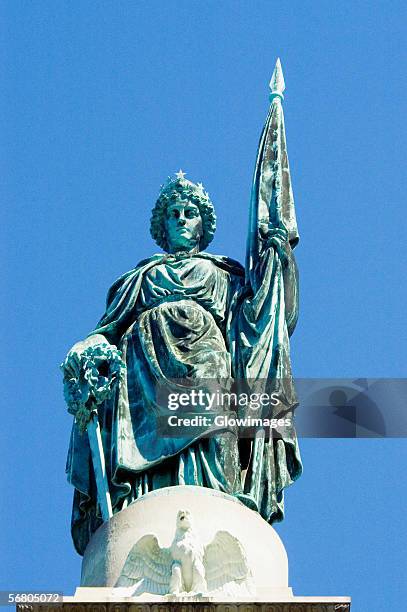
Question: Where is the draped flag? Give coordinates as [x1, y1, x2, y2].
[236, 59, 302, 519]
[246, 58, 299, 285]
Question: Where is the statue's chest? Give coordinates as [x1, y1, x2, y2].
[139, 258, 230, 321]
[145, 258, 220, 291]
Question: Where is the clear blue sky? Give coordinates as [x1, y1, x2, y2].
[1, 2, 406, 611]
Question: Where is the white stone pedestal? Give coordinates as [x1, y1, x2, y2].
[80, 485, 290, 600]
[59, 486, 350, 608]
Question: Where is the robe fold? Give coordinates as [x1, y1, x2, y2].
[66, 249, 302, 555]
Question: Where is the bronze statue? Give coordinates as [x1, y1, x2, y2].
[62, 59, 302, 555]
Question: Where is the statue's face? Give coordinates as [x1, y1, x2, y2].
[165, 198, 203, 253]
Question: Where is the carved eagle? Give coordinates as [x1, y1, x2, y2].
[115, 509, 252, 597]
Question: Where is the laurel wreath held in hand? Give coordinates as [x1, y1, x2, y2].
[61, 344, 126, 433]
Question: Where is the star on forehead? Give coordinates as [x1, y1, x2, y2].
[175, 169, 186, 180]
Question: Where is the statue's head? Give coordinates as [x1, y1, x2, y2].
[150, 171, 216, 254]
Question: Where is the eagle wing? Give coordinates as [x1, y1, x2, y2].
[115, 534, 172, 596]
[203, 531, 252, 593]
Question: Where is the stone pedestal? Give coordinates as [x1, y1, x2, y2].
[79, 486, 291, 600]
[36, 486, 350, 610]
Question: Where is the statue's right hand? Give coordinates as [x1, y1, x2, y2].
[63, 334, 110, 379]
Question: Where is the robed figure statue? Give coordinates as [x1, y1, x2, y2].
[63, 60, 302, 555]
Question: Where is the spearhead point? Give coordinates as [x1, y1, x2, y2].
[269, 58, 285, 100]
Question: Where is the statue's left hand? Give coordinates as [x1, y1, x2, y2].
[261, 226, 291, 263]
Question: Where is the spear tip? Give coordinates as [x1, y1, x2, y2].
[269, 58, 285, 99]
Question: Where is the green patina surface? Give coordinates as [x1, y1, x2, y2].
[62, 60, 302, 555]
